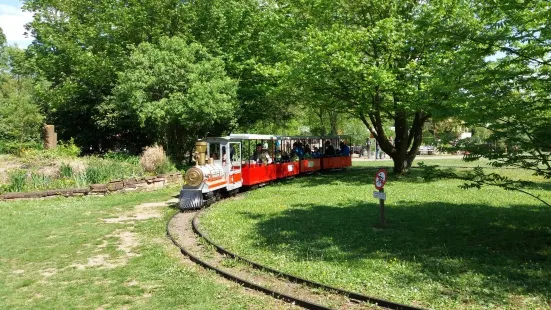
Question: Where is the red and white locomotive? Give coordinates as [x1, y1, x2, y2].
[178, 134, 352, 210]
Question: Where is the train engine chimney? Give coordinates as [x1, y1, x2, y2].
[195, 141, 207, 166]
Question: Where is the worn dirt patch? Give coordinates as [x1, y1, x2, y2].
[103, 198, 178, 223]
[40, 268, 58, 277]
[72, 230, 140, 270]
[12, 269, 25, 274]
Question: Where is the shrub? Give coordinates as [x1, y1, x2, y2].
[29, 172, 53, 190]
[7, 170, 27, 192]
[85, 160, 111, 185]
[140, 145, 169, 173]
[54, 138, 81, 157]
[59, 163, 74, 179]
[103, 151, 140, 165]
[154, 158, 176, 175]
[0, 141, 43, 155]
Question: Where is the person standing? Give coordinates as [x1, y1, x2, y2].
[366, 138, 371, 159]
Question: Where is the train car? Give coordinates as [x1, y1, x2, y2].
[178, 134, 352, 210]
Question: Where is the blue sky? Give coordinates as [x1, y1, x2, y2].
[0, 0, 33, 48]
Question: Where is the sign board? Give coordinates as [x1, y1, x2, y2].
[287, 165, 294, 172]
[373, 191, 386, 200]
[374, 169, 387, 190]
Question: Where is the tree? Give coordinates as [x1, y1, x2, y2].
[0, 47, 44, 152]
[24, 0, 190, 152]
[185, 0, 296, 130]
[454, 0, 551, 182]
[272, 0, 486, 173]
[106, 37, 238, 163]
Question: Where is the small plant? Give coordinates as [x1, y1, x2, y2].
[85, 161, 110, 184]
[29, 172, 53, 190]
[103, 151, 139, 165]
[59, 163, 74, 179]
[154, 159, 176, 175]
[72, 173, 88, 188]
[140, 145, 169, 173]
[7, 170, 27, 192]
[55, 138, 81, 157]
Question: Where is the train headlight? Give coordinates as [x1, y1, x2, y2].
[184, 167, 204, 187]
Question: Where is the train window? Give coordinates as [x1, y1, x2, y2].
[209, 143, 221, 160]
[229, 142, 241, 169]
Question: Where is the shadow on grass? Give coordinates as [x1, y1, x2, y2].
[294, 165, 551, 192]
[240, 201, 551, 301]
[292, 166, 442, 187]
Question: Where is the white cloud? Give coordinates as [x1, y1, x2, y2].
[0, 4, 34, 48]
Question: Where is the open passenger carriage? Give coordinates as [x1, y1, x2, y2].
[178, 134, 352, 210]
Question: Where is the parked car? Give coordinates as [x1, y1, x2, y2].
[417, 145, 436, 155]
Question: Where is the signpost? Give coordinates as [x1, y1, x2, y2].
[374, 169, 387, 227]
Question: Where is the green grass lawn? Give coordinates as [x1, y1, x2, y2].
[200, 159, 551, 309]
[0, 188, 282, 309]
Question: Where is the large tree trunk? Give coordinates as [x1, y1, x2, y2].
[329, 110, 338, 135]
[360, 110, 428, 174]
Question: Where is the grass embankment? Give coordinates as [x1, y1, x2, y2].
[0, 188, 280, 309]
[0, 146, 178, 194]
[200, 159, 551, 309]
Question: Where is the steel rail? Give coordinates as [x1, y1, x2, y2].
[192, 210, 425, 310]
[166, 212, 332, 310]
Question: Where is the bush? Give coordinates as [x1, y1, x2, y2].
[154, 158, 176, 175]
[140, 145, 169, 173]
[85, 157, 144, 184]
[103, 151, 140, 165]
[7, 170, 28, 192]
[59, 163, 74, 179]
[84, 160, 112, 185]
[0, 141, 43, 155]
[54, 138, 81, 157]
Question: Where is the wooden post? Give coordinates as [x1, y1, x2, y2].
[379, 188, 385, 226]
[42, 125, 57, 150]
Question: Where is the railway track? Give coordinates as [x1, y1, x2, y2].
[167, 206, 425, 310]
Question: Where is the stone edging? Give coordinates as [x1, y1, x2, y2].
[0, 172, 183, 201]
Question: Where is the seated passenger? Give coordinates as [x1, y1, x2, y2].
[312, 147, 321, 158]
[251, 143, 272, 164]
[304, 144, 312, 155]
[250, 143, 263, 163]
[291, 142, 305, 159]
[324, 141, 335, 156]
[261, 143, 273, 164]
[340, 141, 351, 156]
[275, 150, 282, 162]
[281, 151, 290, 162]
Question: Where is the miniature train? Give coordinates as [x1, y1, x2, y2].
[178, 134, 352, 210]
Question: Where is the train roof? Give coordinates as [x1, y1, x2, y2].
[229, 134, 278, 140]
[205, 134, 350, 142]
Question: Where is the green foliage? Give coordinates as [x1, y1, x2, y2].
[0, 27, 5, 47]
[59, 163, 73, 179]
[103, 151, 139, 165]
[451, 0, 551, 186]
[0, 48, 44, 153]
[0, 141, 43, 155]
[24, 0, 190, 152]
[269, 0, 485, 173]
[154, 159, 177, 175]
[84, 158, 143, 185]
[53, 139, 81, 157]
[7, 170, 27, 192]
[106, 36, 238, 159]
